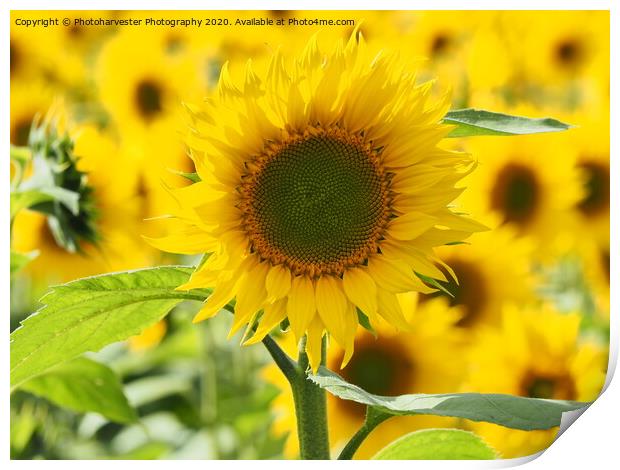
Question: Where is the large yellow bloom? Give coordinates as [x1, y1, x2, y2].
[462, 305, 607, 458]
[153, 33, 485, 371]
[265, 297, 467, 459]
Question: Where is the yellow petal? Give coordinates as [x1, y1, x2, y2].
[244, 298, 287, 345]
[381, 241, 447, 282]
[315, 275, 354, 349]
[193, 275, 241, 323]
[265, 264, 292, 302]
[305, 315, 325, 373]
[342, 267, 378, 319]
[340, 303, 358, 369]
[367, 255, 431, 293]
[436, 209, 490, 233]
[229, 261, 269, 337]
[388, 212, 437, 240]
[390, 164, 447, 195]
[144, 227, 217, 255]
[287, 275, 316, 341]
[377, 290, 414, 331]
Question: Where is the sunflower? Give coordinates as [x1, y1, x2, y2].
[569, 117, 610, 247]
[399, 11, 482, 106]
[419, 226, 535, 329]
[12, 125, 152, 284]
[458, 123, 582, 258]
[152, 33, 485, 371]
[264, 297, 467, 459]
[10, 11, 88, 89]
[462, 304, 607, 458]
[95, 28, 203, 141]
[506, 11, 609, 88]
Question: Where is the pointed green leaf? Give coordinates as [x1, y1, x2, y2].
[20, 357, 137, 424]
[372, 429, 497, 460]
[309, 367, 587, 430]
[443, 109, 573, 137]
[10, 266, 208, 389]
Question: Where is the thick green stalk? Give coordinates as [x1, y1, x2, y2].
[291, 337, 330, 460]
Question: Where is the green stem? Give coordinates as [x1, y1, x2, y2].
[289, 337, 330, 460]
[337, 408, 390, 460]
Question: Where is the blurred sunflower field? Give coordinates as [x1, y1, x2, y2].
[9, 10, 609, 461]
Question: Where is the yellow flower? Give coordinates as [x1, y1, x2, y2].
[152, 33, 485, 371]
[95, 28, 204, 141]
[556, 114, 609, 316]
[265, 297, 467, 459]
[398, 11, 482, 105]
[10, 11, 88, 88]
[570, 118, 610, 247]
[462, 305, 607, 458]
[419, 227, 535, 329]
[13, 125, 152, 283]
[506, 11, 609, 88]
[458, 120, 582, 259]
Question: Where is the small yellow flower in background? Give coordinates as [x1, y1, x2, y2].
[398, 11, 480, 105]
[462, 305, 607, 458]
[265, 297, 467, 459]
[568, 117, 610, 248]
[151, 32, 486, 371]
[458, 125, 582, 259]
[420, 227, 535, 329]
[506, 11, 609, 89]
[95, 28, 204, 140]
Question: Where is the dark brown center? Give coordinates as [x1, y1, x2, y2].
[577, 160, 610, 216]
[555, 38, 584, 68]
[491, 163, 540, 226]
[135, 80, 163, 120]
[11, 117, 33, 147]
[520, 371, 576, 400]
[332, 333, 414, 418]
[419, 259, 487, 327]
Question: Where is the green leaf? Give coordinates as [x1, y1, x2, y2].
[10, 250, 39, 275]
[415, 272, 454, 298]
[357, 308, 377, 337]
[20, 357, 137, 424]
[168, 168, 201, 183]
[309, 367, 587, 430]
[10, 266, 208, 389]
[372, 429, 497, 460]
[443, 108, 573, 137]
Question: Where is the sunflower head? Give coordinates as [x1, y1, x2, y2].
[24, 116, 99, 253]
[152, 32, 486, 371]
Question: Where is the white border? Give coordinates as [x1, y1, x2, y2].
[3, 1, 616, 468]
